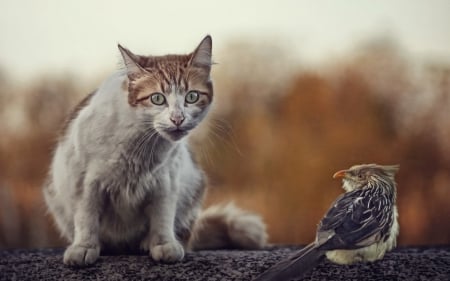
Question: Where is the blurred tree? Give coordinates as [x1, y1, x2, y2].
[1, 38, 450, 248]
[203, 39, 450, 245]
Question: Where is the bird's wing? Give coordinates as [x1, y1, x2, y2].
[317, 187, 394, 250]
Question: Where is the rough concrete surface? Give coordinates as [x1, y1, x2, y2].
[1, 246, 449, 280]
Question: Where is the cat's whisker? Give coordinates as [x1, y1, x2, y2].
[207, 121, 245, 158]
[131, 130, 155, 165]
[147, 131, 160, 166]
[135, 131, 154, 161]
[195, 135, 215, 168]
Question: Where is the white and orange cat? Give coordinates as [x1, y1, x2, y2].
[43, 36, 267, 266]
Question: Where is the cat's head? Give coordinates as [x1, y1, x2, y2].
[118, 36, 213, 142]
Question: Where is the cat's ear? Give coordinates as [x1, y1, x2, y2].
[118, 44, 146, 77]
[190, 35, 212, 70]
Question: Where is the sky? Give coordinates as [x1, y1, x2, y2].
[1, 0, 449, 82]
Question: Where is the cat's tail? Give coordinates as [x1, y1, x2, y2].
[189, 202, 268, 250]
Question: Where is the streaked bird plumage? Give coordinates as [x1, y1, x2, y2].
[254, 164, 399, 281]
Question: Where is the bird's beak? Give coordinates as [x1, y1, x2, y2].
[333, 170, 348, 179]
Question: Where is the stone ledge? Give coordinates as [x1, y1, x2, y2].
[1, 246, 449, 280]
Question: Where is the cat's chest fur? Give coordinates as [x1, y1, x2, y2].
[55, 73, 197, 233]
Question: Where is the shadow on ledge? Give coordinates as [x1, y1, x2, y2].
[1, 246, 449, 280]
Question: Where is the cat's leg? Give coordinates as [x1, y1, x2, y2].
[141, 175, 184, 262]
[174, 181, 205, 248]
[63, 182, 101, 266]
[174, 207, 200, 248]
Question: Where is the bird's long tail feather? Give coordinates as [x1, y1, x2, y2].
[253, 243, 324, 281]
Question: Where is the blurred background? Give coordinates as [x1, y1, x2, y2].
[1, 0, 449, 249]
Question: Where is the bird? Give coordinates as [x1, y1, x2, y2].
[254, 164, 400, 281]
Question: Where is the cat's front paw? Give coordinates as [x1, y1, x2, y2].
[150, 240, 184, 263]
[63, 243, 100, 267]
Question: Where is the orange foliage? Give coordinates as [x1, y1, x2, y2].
[1, 39, 449, 249]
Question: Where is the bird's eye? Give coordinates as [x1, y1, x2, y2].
[185, 91, 200, 104]
[150, 93, 166, 105]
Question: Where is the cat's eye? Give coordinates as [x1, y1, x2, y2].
[185, 91, 200, 104]
[150, 93, 166, 105]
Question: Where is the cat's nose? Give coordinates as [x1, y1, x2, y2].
[170, 116, 185, 126]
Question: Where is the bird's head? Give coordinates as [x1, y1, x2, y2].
[333, 164, 399, 192]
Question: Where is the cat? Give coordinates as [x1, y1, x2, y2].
[43, 35, 267, 266]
